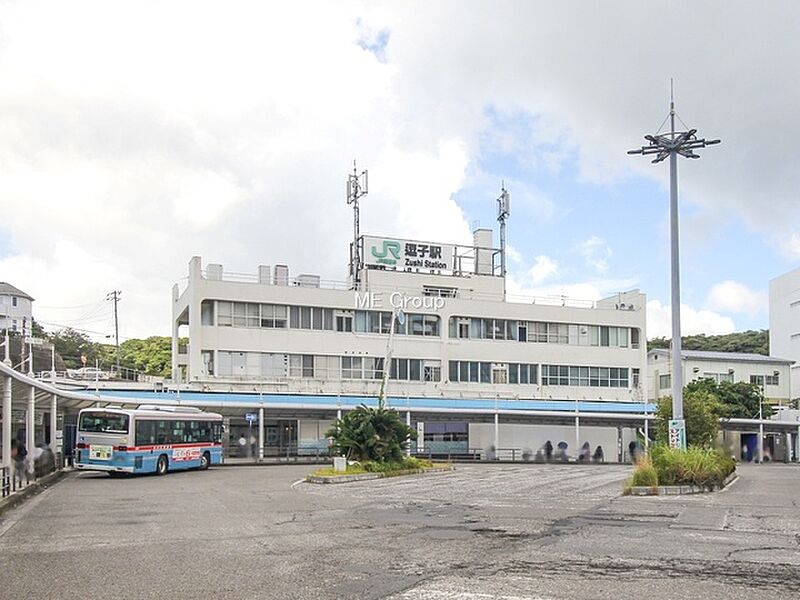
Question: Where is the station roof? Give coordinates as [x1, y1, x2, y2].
[649, 348, 794, 365]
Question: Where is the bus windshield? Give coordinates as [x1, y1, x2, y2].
[79, 413, 130, 434]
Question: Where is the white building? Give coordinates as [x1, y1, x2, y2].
[769, 267, 800, 401]
[170, 229, 647, 458]
[647, 349, 793, 406]
[0, 282, 34, 333]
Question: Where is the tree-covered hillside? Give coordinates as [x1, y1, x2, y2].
[648, 330, 769, 355]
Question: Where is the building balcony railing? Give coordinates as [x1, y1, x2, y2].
[197, 267, 642, 312]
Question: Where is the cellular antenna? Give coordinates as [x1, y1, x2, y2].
[346, 160, 368, 286]
[627, 83, 720, 449]
[496, 182, 510, 278]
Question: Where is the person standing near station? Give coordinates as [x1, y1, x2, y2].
[11, 438, 27, 485]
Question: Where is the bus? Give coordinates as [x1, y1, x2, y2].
[75, 405, 224, 475]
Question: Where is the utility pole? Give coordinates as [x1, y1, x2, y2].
[627, 81, 720, 449]
[106, 291, 121, 371]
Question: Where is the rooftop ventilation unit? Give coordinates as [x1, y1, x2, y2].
[274, 264, 289, 286]
[258, 265, 272, 285]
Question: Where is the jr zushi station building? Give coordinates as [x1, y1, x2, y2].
[155, 209, 651, 460]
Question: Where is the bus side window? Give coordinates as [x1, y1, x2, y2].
[156, 420, 170, 445]
[171, 420, 185, 443]
[135, 421, 156, 445]
[186, 420, 200, 443]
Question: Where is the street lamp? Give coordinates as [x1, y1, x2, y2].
[378, 308, 404, 409]
[628, 84, 720, 449]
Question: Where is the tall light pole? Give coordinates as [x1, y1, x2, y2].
[627, 85, 720, 449]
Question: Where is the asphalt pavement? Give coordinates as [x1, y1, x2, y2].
[0, 463, 798, 599]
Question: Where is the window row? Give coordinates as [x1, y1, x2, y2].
[541, 365, 629, 388]
[210, 350, 442, 382]
[448, 361, 539, 385]
[448, 317, 638, 348]
[134, 419, 223, 446]
[702, 372, 734, 384]
[209, 301, 440, 337]
[751, 374, 780, 386]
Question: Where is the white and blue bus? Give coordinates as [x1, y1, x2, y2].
[75, 405, 224, 475]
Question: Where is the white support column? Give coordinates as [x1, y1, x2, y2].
[2, 331, 10, 469]
[795, 426, 800, 463]
[2, 376, 10, 468]
[50, 394, 57, 454]
[758, 423, 764, 464]
[644, 416, 649, 450]
[406, 410, 411, 457]
[258, 407, 264, 462]
[574, 400, 580, 459]
[27, 386, 35, 473]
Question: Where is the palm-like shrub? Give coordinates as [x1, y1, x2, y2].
[325, 405, 417, 462]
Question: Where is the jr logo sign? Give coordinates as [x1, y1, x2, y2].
[370, 240, 402, 265]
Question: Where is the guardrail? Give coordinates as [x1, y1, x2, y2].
[411, 446, 624, 463]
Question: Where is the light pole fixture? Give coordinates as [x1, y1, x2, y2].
[627, 83, 720, 449]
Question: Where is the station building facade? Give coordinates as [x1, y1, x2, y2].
[170, 229, 648, 458]
[647, 349, 793, 407]
[769, 267, 800, 402]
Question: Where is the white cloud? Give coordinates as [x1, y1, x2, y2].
[706, 280, 767, 317]
[527, 255, 558, 285]
[646, 300, 736, 339]
[577, 236, 612, 273]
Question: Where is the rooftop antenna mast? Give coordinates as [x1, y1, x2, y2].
[627, 79, 720, 449]
[496, 182, 510, 278]
[346, 160, 368, 287]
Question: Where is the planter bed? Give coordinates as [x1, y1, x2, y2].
[306, 465, 454, 484]
[626, 472, 738, 496]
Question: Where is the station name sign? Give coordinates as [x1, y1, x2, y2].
[364, 236, 454, 272]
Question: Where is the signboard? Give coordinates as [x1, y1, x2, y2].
[363, 236, 454, 273]
[9, 409, 44, 425]
[245, 413, 257, 424]
[668, 419, 686, 450]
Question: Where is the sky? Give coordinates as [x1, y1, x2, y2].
[0, 0, 798, 342]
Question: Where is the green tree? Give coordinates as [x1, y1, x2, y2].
[688, 378, 772, 420]
[648, 330, 769, 355]
[325, 405, 417, 462]
[655, 386, 721, 448]
[47, 328, 99, 369]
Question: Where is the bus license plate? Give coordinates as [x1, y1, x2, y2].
[90, 445, 113, 460]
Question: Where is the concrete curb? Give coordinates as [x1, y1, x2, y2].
[306, 465, 455, 484]
[0, 469, 67, 516]
[219, 460, 331, 468]
[627, 471, 738, 496]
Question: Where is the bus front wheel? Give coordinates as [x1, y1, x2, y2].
[156, 455, 168, 476]
[200, 452, 211, 470]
